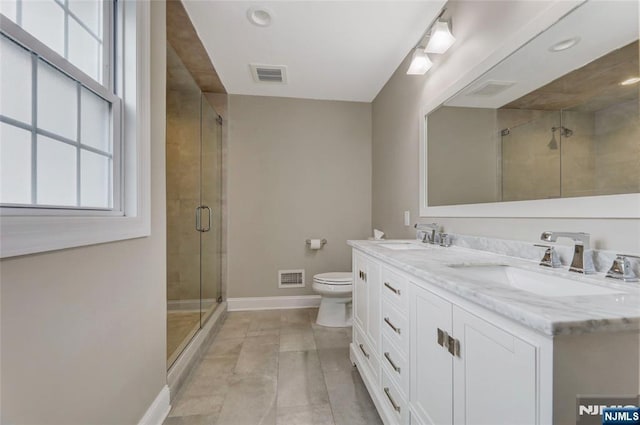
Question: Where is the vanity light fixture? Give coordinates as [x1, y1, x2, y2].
[620, 77, 640, 86]
[406, 10, 455, 75]
[549, 37, 580, 52]
[425, 20, 456, 54]
[407, 48, 433, 75]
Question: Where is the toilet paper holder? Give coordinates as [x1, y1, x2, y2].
[305, 238, 327, 247]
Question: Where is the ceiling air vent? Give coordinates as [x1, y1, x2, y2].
[250, 64, 287, 84]
[466, 80, 515, 97]
[278, 269, 304, 288]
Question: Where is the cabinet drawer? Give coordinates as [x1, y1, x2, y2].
[382, 369, 409, 425]
[381, 266, 409, 312]
[382, 334, 409, 397]
[382, 301, 409, 357]
[354, 325, 379, 384]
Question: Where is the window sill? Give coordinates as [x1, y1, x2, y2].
[0, 213, 150, 258]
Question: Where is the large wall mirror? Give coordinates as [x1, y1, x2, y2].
[421, 1, 639, 218]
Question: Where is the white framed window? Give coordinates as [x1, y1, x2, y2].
[0, 0, 151, 257]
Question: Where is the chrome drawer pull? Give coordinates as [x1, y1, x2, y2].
[384, 282, 401, 295]
[384, 352, 401, 373]
[448, 336, 460, 357]
[384, 387, 401, 413]
[359, 343, 370, 359]
[384, 317, 401, 335]
[437, 328, 447, 347]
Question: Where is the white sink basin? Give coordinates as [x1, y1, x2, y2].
[375, 242, 430, 250]
[448, 264, 623, 297]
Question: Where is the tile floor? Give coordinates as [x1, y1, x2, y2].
[164, 308, 382, 425]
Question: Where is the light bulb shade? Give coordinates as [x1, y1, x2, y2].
[406, 48, 433, 75]
[425, 20, 456, 54]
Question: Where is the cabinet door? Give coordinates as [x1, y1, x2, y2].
[366, 259, 381, 352]
[452, 306, 537, 425]
[353, 253, 368, 331]
[410, 284, 454, 425]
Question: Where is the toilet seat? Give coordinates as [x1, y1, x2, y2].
[313, 272, 352, 285]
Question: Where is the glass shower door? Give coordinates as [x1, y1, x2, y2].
[200, 96, 222, 324]
[166, 44, 202, 367]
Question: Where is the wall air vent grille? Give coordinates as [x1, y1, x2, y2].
[467, 80, 516, 97]
[250, 64, 287, 83]
[278, 269, 305, 288]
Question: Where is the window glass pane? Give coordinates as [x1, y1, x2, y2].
[69, 19, 101, 82]
[80, 87, 109, 152]
[80, 149, 109, 208]
[0, 36, 32, 123]
[0, 0, 17, 22]
[22, 0, 65, 58]
[38, 60, 78, 141]
[69, 0, 102, 37]
[0, 123, 32, 204]
[37, 135, 76, 206]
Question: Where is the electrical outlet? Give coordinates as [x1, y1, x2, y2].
[404, 211, 410, 226]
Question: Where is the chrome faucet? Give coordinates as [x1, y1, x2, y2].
[415, 223, 439, 244]
[534, 244, 562, 268]
[606, 254, 639, 282]
[540, 231, 595, 274]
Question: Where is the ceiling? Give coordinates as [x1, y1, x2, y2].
[182, 1, 447, 102]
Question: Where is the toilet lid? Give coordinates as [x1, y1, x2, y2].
[314, 272, 352, 285]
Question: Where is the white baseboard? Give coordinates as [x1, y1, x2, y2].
[227, 295, 321, 311]
[138, 385, 170, 425]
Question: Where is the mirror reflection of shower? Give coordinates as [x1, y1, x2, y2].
[548, 126, 573, 150]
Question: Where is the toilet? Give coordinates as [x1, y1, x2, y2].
[312, 272, 353, 327]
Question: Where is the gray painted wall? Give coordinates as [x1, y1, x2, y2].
[372, 0, 640, 252]
[227, 95, 372, 298]
[0, 2, 168, 423]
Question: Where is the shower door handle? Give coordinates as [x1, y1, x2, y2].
[201, 206, 212, 232]
[195, 206, 202, 231]
[195, 206, 212, 232]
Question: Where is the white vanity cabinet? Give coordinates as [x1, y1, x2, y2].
[351, 250, 548, 425]
[353, 251, 382, 384]
[410, 283, 537, 425]
[350, 246, 640, 425]
[451, 305, 537, 425]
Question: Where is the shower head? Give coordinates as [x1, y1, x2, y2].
[547, 132, 558, 150]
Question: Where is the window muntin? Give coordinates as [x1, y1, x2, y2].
[0, 1, 118, 211]
[0, 0, 150, 259]
[1, 0, 107, 84]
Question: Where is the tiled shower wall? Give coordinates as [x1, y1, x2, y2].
[166, 81, 201, 303]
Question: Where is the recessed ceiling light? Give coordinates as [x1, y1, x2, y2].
[247, 7, 273, 27]
[620, 77, 640, 86]
[549, 37, 580, 52]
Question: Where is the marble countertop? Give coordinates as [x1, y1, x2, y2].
[348, 239, 640, 336]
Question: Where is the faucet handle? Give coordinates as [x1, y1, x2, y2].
[534, 244, 562, 268]
[607, 254, 639, 282]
